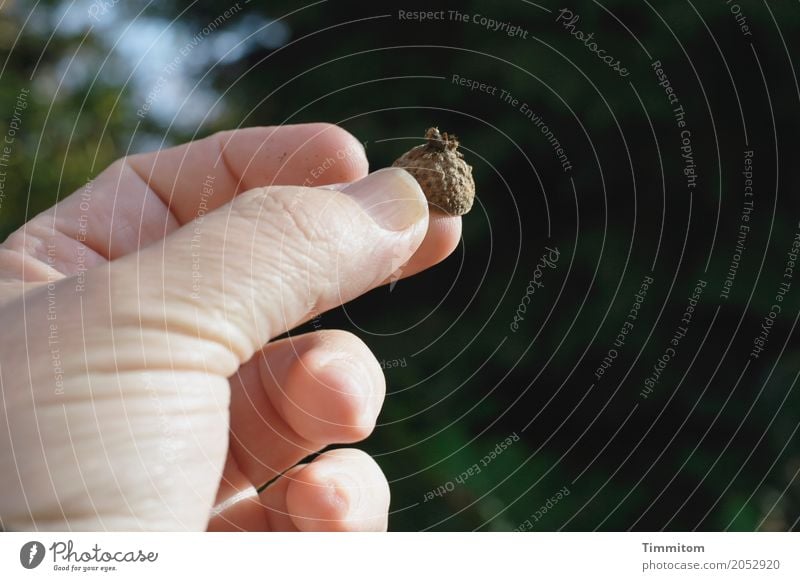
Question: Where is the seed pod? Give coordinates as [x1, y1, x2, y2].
[392, 127, 475, 216]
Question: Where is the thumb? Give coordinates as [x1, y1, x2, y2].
[111, 167, 429, 368]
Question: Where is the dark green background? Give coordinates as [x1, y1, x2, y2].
[2, 0, 799, 530]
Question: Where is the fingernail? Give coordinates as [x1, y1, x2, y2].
[341, 168, 427, 231]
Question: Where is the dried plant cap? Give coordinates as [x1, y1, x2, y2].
[392, 127, 475, 216]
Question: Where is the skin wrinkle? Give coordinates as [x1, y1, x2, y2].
[215, 131, 248, 198]
[3, 221, 99, 278]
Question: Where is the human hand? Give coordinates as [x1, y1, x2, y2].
[0, 123, 462, 531]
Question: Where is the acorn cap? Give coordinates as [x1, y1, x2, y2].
[392, 127, 475, 216]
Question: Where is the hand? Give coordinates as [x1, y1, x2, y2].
[0, 123, 461, 531]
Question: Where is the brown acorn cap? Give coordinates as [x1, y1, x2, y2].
[392, 127, 475, 216]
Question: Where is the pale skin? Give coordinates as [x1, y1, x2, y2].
[0, 123, 461, 531]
